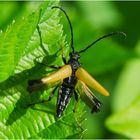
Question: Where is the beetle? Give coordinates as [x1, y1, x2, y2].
[27, 6, 126, 118]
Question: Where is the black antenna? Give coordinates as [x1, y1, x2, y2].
[52, 6, 74, 53]
[78, 32, 126, 53]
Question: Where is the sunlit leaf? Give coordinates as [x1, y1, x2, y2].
[0, 4, 40, 82]
[106, 95, 140, 138]
[111, 58, 140, 112]
[105, 41, 140, 138]
[0, 1, 85, 139]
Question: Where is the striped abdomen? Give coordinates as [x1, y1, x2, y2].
[56, 76, 77, 118]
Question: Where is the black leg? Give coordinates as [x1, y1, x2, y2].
[46, 85, 59, 101]
[74, 90, 78, 101]
[27, 85, 59, 107]
[73, 91, 79, 113]
[49, 65, 61, 69]
[38, 62, 61, 69]
[62, 55, 67, 64]
[34, 60, 61, 70]
[60, 46, 67, 64]
[73, 91, 84, 131]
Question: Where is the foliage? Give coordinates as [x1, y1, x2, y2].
[106, 42, 140, 138]
[0, 1, 84, 139]
[0, 1, 140, 139]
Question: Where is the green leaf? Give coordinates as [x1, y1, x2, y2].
[105, 42, 140, 138]
[106, 95, 140, 138]
[30, 99, 85, 139]
[0, 4, 40, 82]
[0, 1, 85, 139]
[111, 58, 140, 112]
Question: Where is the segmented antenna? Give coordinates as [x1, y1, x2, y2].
[52, 6, 74, 53]
[78, 32, 126, 53]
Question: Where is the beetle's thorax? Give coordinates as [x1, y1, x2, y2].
[68, 52, 81, 74]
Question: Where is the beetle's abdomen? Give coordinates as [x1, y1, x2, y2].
[56, 86, 73, 118]
[56, 76, 77, 118]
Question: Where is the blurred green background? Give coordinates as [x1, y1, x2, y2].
[0, 1, 140, 139]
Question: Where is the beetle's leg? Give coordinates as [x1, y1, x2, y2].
[74, 90, 78, 101]
[73, 91, 79, 113]
[34, 58, 61, 70]
[62, 55, 67, 64]
[48, 65, 61, 69]
[46, 85, 59, 102]
[38, 62, 61, 69]
[73, 91, 84, 131]
[27, 85, 59, 107]
[60, 45, 67, 64]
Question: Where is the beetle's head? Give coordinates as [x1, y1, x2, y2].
[69, 52, 80, 60]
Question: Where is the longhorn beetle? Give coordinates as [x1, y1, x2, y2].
[27, 6, 126, 118]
